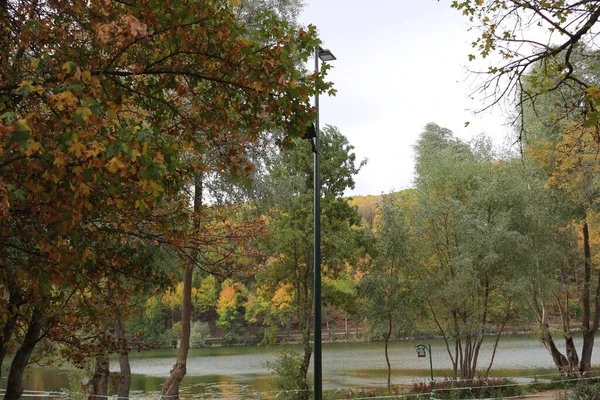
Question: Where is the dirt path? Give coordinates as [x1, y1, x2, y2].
[518, 390, 567, 400]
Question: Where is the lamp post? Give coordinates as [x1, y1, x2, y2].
[416, 344, 435, 397]
[311, 46, 336, 400]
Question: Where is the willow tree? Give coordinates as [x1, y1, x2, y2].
[412, 123, 531, 380]
[360, 191, 417, 390]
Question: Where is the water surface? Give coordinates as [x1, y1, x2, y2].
[2, 334, 594, 396]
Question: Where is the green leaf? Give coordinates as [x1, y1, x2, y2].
[10, 130, 32, 148]
[16, 81, 33, 97]
[75, 107, 93, 123]
[1, 112, 17, 122]
[13, 189, 26, 201]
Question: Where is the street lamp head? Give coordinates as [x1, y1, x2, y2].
[318, 47, 336, 62]
[303, 123, 317, 140]
[416, 345, 427, 358]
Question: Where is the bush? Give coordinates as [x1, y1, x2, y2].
[190, 321, 211, 348]
[266, 350, 312, 400]
[411, 377, 528, 399]
[556, 382, 600, 400]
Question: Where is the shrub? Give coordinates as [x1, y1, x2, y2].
[556, 382, 600, 400]
[190, 321, 211, 348]
[412, 377, 527, 399]
[266, 350, 312, 400]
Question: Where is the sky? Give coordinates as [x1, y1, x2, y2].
[299, 0, 516, 196]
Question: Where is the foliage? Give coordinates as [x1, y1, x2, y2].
[522, 73, 600, 374]
[190, 321, 211, 349]
[412, 377, 528, 399]
[0, 0, 331, 396]
[348, 195, 382, 229]
[556, 382, 600, 400]
[216, 281, 247, 344]
[266, 350, 312, 400]
[452, 0, 600, 138]
[251, 125, 367, 397]
[412, 123, 545, 379]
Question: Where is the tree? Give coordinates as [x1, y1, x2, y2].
[360, 191, 416, 390]
[216, 281, 247, 343]
[526, 123, 600, 375]
[413, 123, 526, 380]
[0, 0, 330, 397]
[452, 0, 600, 139]
[254, 126, 367, 399]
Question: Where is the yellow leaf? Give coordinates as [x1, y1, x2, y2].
[62, 61, 76, 74]
[229, 0, 242, 6]
[69, 141, 86, 158]
[586, 86, 600, 98]
[82, 70, 92, 82]
[53, 156, 65, 168]
[146, 181, 164, 197]
[23, 140, 42, 157]
[139, 179, 149, 191]
[130, 148, 141, 161]
[106, 156, 125, 173]
[51, 91, 78, 110]
[17, 119, 31, 132]
[76, 107, 93, 123]
[78, 182, 91, 197]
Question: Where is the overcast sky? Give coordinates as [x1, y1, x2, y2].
[299, 0, 516, 196]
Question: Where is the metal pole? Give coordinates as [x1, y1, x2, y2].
[313, 46, 322, 400]
[428, 344, 435, 398]
[428, 344, 433, 382]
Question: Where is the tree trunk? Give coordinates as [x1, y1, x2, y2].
[161, 266, 193, 397]
[324, 306, 330, 336]
[115, 313, 131, 399]
[299, 278, 312, 400]
[88, 356, 109, 400]
[300, 329, 312, 400]
[0, 282, 22, 367]
[385, 315, 392, 391]
[579, 218, 599, 374]
[485, 299, 512, 378]
[540, 322, 570, 373]
[564, 334, 579, 374]
[4, 308, 43, 400]
[344, 314, 348, 336]
[428, 301, 457, 379]
[161, 173, 202, 397]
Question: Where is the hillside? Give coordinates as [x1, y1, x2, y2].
[348, 194, 382, 228]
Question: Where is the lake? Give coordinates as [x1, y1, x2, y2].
[2, 334, 596, 398]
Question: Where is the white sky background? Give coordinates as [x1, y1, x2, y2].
[299, 0, 518, 196]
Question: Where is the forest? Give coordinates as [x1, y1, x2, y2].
[2, 0, 600, 399]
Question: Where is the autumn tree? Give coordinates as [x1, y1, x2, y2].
[455, 0, 600, 377]
[526, 123, 600, 375]
[0, 0, 330, 398]
[453, 0, 600, 138]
